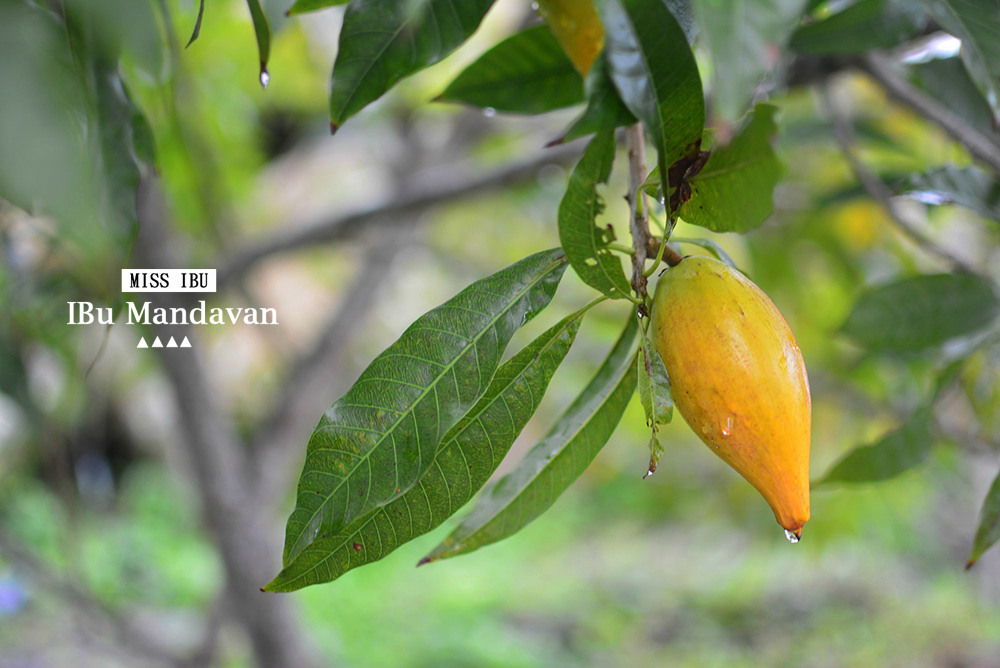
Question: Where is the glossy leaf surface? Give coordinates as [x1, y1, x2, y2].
[421, 316, 638, 563]
[281, 250, 567, 565]
[266, 312, 582, 591]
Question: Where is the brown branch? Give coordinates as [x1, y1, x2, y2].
[819, 86, 979, 275]
[0, 525, 188, 668]
[217, 144, 583, 287]
[625, 124, 650, 298]
[134, 178, 321, 668]
[858, 53, 1000, 176]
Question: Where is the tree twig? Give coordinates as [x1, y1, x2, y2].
[625, 124, 651, 299]
[217, 144, 582, 287]
[0, 525, 188, 668]
[858, 53, 1000, 176]
[819, 85, 978, 275]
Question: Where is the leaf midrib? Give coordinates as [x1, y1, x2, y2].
[287, 255, 564, 562]
[276, 314, 580, 587]
[445, 348, 635, 551]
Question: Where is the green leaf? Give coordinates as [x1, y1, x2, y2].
[245, 0, 271, 87]
[817, 408, 933, 484]
[558, 132, 631, 301]
[596, 0, 705, 186]
[694, 0, 805, 121]
[437, 25, 583, 114]
[679, 103, 782, 233]
[329, 0, 496, 131]
[265, 312, 583, 591]
[968, 466, 1000, 568]
[186, 0, 205, 47]
[637, 330, 672, 427]
[910, 57, 1000, 145]
[556, 52, 637, 144]
[895, 165, 1000, 222]
[789, 0, 927, 54]
[921, 0, 1000, 125]
[420, 316, 639, 563]
[287, 0, 351, 16]
[281, 249, 567, 566]
[840, 273, 1000, 352]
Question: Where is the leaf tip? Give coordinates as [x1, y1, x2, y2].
[330, 121, 340, 136]
[416, 556, 433, 567]
[544, 136, 566, 148]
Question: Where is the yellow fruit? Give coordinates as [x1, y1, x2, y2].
[650, 255, 811, 538]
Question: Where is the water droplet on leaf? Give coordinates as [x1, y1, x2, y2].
[352, 542, 363, 551]
[259, 69, 270, 89]
[483, 107, 496, 117]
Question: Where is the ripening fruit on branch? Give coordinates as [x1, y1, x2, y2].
[650, 255, 811, 539]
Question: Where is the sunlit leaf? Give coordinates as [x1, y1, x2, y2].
[265, 312, 583, 591]
[558, 131, 631, 301]
[537, 0, 605, 76]
[789, 0, 927, 54]
[680, 103, 782, 233]
[841, 273, 1000, 352]
[896, 165, 1000, 222]
[281, 250, 567, 566]
[968, 467, 1000, 568]
[438, 26, 583, 114]
[597, 0, 705, 186]
[420, 316, 638, 563]
[694, 0, 805, 121]
[329, 0, 496, 131]
[817, 408, 933, 484]
[921, 0, 1000, 124]
[286, 0, 350, 16]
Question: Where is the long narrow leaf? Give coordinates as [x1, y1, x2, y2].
[558, 131, 631, 301]
[265, 311, 583, 591]
[420, 316, 638, 563]
[245, 0, 271, 88]
[968, 467, 1000, 568]
[329, 0, 496, 131]
[556, 53, 636, 144]
[841, 273, 1000, 352]
[281, 250, 567, 566]
[597, 0, 705, 186]
[817, 408, 933, 484]
[438, 26, 583, 114]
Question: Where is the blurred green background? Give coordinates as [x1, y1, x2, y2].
[1, 0, 999, 666]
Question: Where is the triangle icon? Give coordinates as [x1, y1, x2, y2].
[166, 336, 178, 348]
[180, 336, 192, 348]
[137, 337, 148, 349]
[152, 336, 164, 348]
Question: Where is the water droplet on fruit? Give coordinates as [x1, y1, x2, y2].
[721, 416, 733, 437]
[784, 529, 800, 544]
[483, 107, 496, 117]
